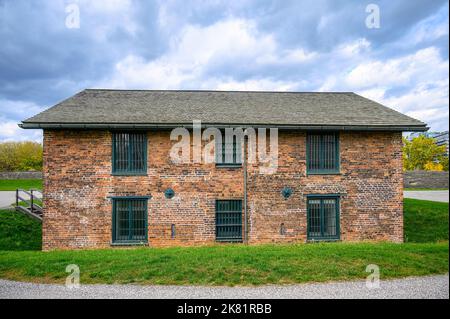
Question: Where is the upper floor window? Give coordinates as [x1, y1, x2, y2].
[112, 132, 147, 175]
[215, 133, 242, 166]
[307, 132, 339, 174]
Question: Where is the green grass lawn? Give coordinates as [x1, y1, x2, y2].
[16, 199, 43, 208]
[404, 198, 448, 243]
[0, 242, 447, 286]
[0, 179, 42, 191]
[0, 198, 447, 285]
[0, 211, 42, 251]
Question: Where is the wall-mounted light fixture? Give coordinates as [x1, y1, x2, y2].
[164, 188, 175, 199]
[281, 187, 293, 199]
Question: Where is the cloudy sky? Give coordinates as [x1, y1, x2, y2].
[0, 0, 448, 142]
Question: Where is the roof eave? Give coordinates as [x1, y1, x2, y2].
[19, 122, 429, 132]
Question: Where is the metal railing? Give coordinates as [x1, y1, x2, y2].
[15, 189, 43, 217]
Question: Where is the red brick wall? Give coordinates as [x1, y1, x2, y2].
[42, 130, 403, 250]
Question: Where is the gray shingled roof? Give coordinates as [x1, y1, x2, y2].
[20, 89, 427, 131]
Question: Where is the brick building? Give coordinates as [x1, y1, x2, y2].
[20, 90, 427, 250]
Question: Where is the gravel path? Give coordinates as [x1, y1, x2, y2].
[0, 191, 15, 209]
[0, 275, 448, 299]
[404, 190, 449, 203]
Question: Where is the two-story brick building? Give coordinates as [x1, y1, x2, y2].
[20, 89, 427, 250]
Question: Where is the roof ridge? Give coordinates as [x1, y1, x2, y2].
[84, 88, 356, 94]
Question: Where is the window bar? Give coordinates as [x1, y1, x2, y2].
[130, 134, 133, 172]
[233, 137, 237, 164]
[120, 133, 123, 171]
[324, 135, 328, 170]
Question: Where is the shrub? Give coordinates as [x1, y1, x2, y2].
[0, 142, 43, 171]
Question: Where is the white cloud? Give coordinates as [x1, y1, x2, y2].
[404, 5, 449, 46]
[0, 100, 45, 142]
[357, 88, 388, 102]
[411, 20, 448, 45]
[0, 118, 42, 143]
[382, 80, 449, 117]
[407, 108, 448, 124]
[344, 47, 449, 130]
[83, 0, 132, 13]
[211, 78, 298, 91]
[346, 47, 448, 88]
[106, 54, 191, 89]
[0, 99, 45, 119]
[101, 18, 316, 90]
[0, 121, 21, 139]
[255, 48, 317, 65]
[316, 45, 449, 131]
[103, 18, 277, 88]
[336, 38, 371, 57]
[317, 76, 337, 92]
[75, 0, 137, 39]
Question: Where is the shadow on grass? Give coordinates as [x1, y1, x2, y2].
[0, 209, 41, 251]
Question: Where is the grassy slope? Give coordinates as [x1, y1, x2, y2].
[0, 198, 448, 285]
[0, 211, 42, 251]
[404, 198, 449, 243]
[0, 242, 446, 286]
[0, 179, 42, 191]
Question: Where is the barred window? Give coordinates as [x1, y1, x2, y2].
[112, 132, 147, 174]
[112, 198, 148, 244]
[215, 133, 242, 166]
[307, 132, 339, 174]
[215, 200, 242, 242]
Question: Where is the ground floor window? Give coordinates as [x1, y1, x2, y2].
[215, 200, 242, 242]
[307, 195, 340, 240]
[112, 198, 148, 244]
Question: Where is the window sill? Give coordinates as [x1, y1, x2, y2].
[216, 239, 243, 243]
[111, 241, 148, 246]
[216, 164, 242, 168]
[306, 238, 340, 242]
[112, 172, 148, 176]
[307, 171, 341, 176]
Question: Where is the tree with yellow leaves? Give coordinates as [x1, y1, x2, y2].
[0, 141, 43, 171]
[403, 136, 447, 171]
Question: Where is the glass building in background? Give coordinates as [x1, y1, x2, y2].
[407, 131, 449, 156]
